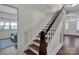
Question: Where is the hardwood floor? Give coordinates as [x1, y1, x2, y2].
[57, 35, 79, 55]
[0, 46, 17, 55]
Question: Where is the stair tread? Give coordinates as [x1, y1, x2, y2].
[24, 49, 37, 55]
[44, 26, 48, 28]
[46, 24, 50, 25]
[33, 39, 40, 43]
[37, 35, 40, 37]
[29, 44, 39, 51]
[43, 29, 47, 30]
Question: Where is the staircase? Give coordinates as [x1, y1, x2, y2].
[24, 24, 49, 55]
[24, 39, 40, 55]
[24, 7, 64, 55]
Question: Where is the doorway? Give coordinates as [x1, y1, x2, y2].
[0, 4, 18, 55]
[57, 14, 79, 55]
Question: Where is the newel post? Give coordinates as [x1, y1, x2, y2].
[39, 31, 47, 55]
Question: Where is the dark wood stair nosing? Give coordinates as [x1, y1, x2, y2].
[24, 49, 37, 55]
[37, 35, 40, 37]
[33, 39, 40, 43]
[29, 44, 39, 51]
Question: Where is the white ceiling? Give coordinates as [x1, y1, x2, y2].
[11, 4, 79, 14]
[64, 4, 79, 14]
[0, 5, 17, 20]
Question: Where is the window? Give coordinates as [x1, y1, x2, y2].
[65, 22, 68, 30]
[11, 22, 17, 29]
[0, 20, 17, 30]
[0, 22, 4, 30]
[4, 22, 10, 30]
[0, 22, 4, 26]
[76, 21, 79, 30]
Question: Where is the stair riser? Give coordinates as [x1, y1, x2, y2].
[33, 42, 39, 47]
[29, 47, 39, 55]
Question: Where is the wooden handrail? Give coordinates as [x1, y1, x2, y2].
[45, 7, 64, 35]
[39, 7, 64, 55]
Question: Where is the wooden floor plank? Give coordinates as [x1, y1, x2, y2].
[57, 35, 79, 55]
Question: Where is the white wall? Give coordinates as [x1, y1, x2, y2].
[0, 11, 17, 20]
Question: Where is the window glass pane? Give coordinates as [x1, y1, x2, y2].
[0, 22, 4, 26]
[4, 22, 10, 29]
[76, 21, 79, 30]
[65, 22, 68, 30]
[11, 22, 17, 29]
[0, 22, 4, 30]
